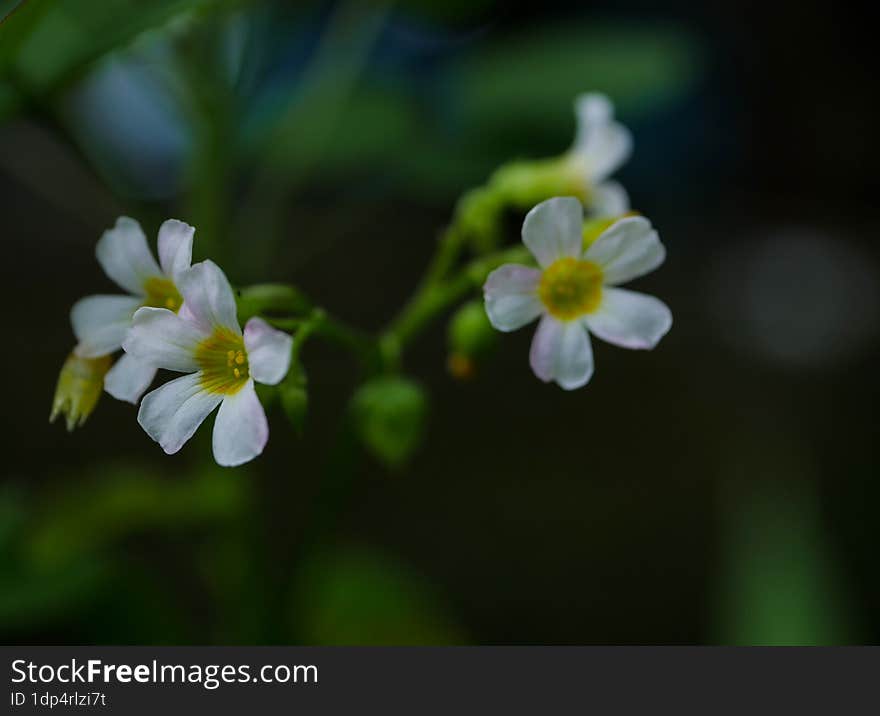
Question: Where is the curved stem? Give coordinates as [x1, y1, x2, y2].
[381, 245, 531, 355]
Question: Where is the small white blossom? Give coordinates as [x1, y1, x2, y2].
[71, 217, 195, 403]
[123, 260, 293, 467]
[565, 93, 632, 217]
[483, 197, 671, 390]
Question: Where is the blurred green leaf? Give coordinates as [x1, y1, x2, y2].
[351, 376, 428, 469]
[455, 22, 703, 139]
[27, 462, 248, 565]
[292, 545, 465, 645]
[3, 0, 233, 96]
[261, 87, 420, 173]
[0, 484, 26, 554]
[715, 479, 856, 645]
[0, 554, 110, 631]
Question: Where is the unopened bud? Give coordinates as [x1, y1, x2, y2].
[50, 352, 112, 431]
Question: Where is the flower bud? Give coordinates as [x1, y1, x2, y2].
[447, 301, 497, 379]
[351, 377, 428, 469]
[491, 158, 588, 209]
[49, 352, 112, 431]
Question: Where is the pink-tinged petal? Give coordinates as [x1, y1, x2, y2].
[483, 264, 543, 332]
[177, 260, 240, 334]
[123, 307, 207, 372]
[104, 353, 157, 404]
[591, 180, 630, 218]
[522, 197, 584, 268]
[71, 294, 141, 358]
[584, 216, 665, 285]
[157, 219, 194, 280]
[212, 380, 268, 467]
[243, 317, 292, 386]
[571, 93, 632, 182]
[96, 217, 161, 294]
[585, 288, 672, 349]
[138, 373, 223, 455]
[529, 314, 594, 390]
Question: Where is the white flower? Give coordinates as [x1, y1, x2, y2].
[565, 93, 632, 217]
[123, 260, 293, 467]
[71, 217, 195, 404]
[483, 197, 671, 390]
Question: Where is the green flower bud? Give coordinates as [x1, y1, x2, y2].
[351, 377, 428, 469]
[447, 301, 497, 380]
[490, 157, 588, 210]
[455, 186, 504, 253]
[50, 352, 112, 431]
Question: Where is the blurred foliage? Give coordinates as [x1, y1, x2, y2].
[351, 376, 428, 469]
[27, 462, 248, 565]
[0, 464, 249, 637]
[1, 0, 232, 95]
[456, 23, 701, 124]
[713, 432, 857, 645]
[291, 544, 465, 645]
[280, 363, 309, 436]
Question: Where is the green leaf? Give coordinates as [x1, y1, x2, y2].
[291, 545, 465, 645]
[351, 376, 428, 469]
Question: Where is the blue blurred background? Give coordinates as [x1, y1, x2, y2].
[1, 0, 878, 644]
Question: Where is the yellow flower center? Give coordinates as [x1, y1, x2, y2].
[538, 257, 603, 320]
[142, 276, 183, 312]
[195, 327, 249, 395]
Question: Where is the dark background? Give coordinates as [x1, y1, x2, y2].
[1, 0, 878, 644]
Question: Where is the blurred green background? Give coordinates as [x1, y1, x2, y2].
[2, 0, 878, 645]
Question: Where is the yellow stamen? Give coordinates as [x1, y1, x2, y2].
[195, 327, 250, 395]
[142, 276, 183, 313]
[538, 257, 603, 320]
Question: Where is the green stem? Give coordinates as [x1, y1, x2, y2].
[382, 245, 531, 354]
[266, 309, 376, 367]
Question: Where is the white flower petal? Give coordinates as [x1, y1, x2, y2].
[104, 353, 157, 404]
[95, 216, 161, 294]
[212, 379, 268, 467]
[243, 317, 293, 386]
[591, 180, 630, 217]
[571, 94, 632, 182]
[529, 314, 594, 390]
[178, 260, 240, 334]
[157, 219, 194, 280]
[574, 93, 613, 136]
[585, 288, 672, 350]
[584, 216, 665, 285]
[522, 197, 584, 268]
[138, 373, 223, 455]
[483, 265, 544, 332]
[71, 294, 141, 358]
[123, 307, 207, 372]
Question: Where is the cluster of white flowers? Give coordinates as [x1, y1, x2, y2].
[483, 93, 672, 389]
[65, 219, 292, 466]
[52, 91, 670, 465]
